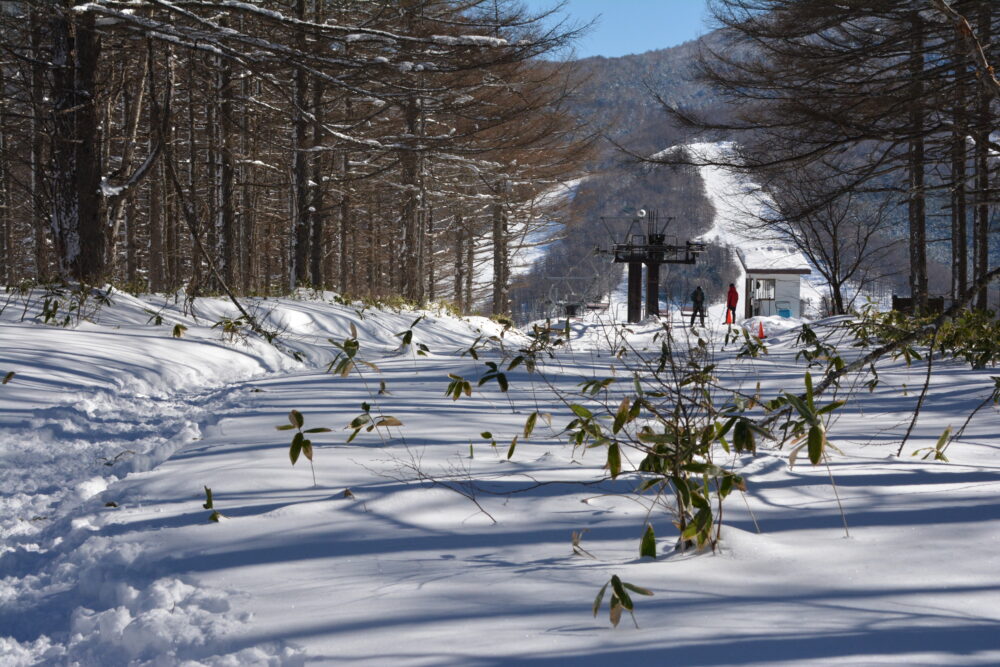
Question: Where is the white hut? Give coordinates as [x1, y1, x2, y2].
[735, 244, 812, 319]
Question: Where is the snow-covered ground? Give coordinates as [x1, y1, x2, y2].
[2, 289, 999, 665]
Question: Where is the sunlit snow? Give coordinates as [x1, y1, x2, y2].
[1, 287, 998, 665]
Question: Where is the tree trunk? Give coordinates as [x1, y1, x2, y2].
[426, 206, 435, 301]
[50, 8, 104, 283]
[973, 1, 992, 311]
[400, 96, 421, 302]
[216, 40, 236, 289]
[339, 151, 350, 294]
[29, 11, 51, 279]
[465, 221, 474, 311]
[948, 32, 970, 302]
[454, 215, 465, 311]
[290, 0, 310, 288]
[309, 80, 326, 288]
[907, 12, 928, 314]
[0, 62, 10, 283]
[491, 190, 508, 315]
[369, 203, 379, 298]
[149, 156, 164, 292]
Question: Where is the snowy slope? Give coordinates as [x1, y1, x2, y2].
[2, 290, 999, 665]
[688, 142, 827, 313]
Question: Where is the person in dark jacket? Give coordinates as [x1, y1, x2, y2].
[726, 283, 739, 323]
[690, 285, 706, 327]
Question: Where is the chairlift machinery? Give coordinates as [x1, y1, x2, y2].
[596, 208, 707, 323]
[543, 271, 607, 319]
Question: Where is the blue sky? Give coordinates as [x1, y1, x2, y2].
[520, 0, 713, 59]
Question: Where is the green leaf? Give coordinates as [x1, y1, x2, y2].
[610, 575, 634, 611]
[804, 371, 815, 411]
[301, 440, 313, 461]
[276, 424, 295, 431]
[640, 523, 656, 559]
[496, 373, 509, 392]
[807, 424, 825, 465]
[682, 462, 725, 477]
[1, 371, 13, 385]
[607, 444, 622, 479]
[681, 520, 700, 540]
[524, 412, 538, 438]
[637, 478, 661, 492]
[622, 582, 654, 596]
[507, 436, 518, 460]
[785, 393, 815, 424]
[934, 425, 952, 451]
[592, 582, 608, 617]
[570, 404, 593, 419]
[733, 420, 749, 452]
[815, 400, 846, 416]
[612, 397, 630, 434]
[304, 427, 331, 433]
[481, 431, 493, 439]
[202, 486, 213, 510]
[350, 414, 372, 429]
[609, 595, 622, 627]
[290, 440, 302, 465]
[289, 410, 304, 429]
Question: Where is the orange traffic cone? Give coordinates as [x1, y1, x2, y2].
[757, 321, 766, 340]
[725, 309, 733, 325]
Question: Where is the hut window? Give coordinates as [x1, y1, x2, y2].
[753, 279, 775, 301]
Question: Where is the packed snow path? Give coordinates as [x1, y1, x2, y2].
[2, 292, 1000, 665]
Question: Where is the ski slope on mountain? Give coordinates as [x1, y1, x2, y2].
[1, 290, 999, 665]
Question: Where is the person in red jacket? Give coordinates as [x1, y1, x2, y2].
[726, 283, 739, 323]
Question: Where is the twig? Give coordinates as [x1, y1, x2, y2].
[824, 456, 850, 539]
[896, 329, 938, 456]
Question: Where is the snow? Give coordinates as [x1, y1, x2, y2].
[691, 142, 812, 275]
[431, 35, 508, 48]
[688, 142, 827, 315]
[99, 179, 126, 198]
[2, 289, 1000, 665]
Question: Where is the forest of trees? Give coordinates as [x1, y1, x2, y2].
[0, 0, 593, 313]
[2, 0, 997, 320]
[661, 0, 1000, 315]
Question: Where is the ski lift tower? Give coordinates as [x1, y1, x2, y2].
[599, 209, 707, 323]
